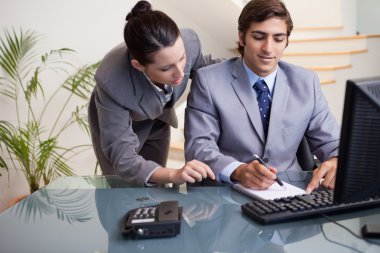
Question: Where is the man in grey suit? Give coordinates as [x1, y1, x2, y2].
[89, 1, 216, 186]
[185, 0, 340, 193]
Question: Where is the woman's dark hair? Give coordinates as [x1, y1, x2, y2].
[124, 1, 180, 65]
[237, 0, 293, 56]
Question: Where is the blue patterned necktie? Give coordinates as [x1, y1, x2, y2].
[253, 79, 272, 135]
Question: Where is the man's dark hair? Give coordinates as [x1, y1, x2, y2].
[237, 0, 293, 56]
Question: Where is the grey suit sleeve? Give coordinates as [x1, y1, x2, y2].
[94, 86, 160, 184]
[185, 71, 237, 176]
[305, 73, 340, 161]
[181, 28, 222, 78]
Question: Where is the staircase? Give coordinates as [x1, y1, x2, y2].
[164, 0, 380, 168]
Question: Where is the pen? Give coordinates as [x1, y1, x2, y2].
[253, 154, 287, 190]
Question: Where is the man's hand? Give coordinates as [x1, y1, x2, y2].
[231, 160, 278, 189]
[306, 157, 338, 193]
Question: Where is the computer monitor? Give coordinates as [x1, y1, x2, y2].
[334, 76, 380, 203]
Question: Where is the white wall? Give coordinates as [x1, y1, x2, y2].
[0, 0, 137, 63]
[152, 0, 240, 58]
[340, 0, 358, 35]
[284, 0, 342, 28]
[0, 0, 140, 211]
[357, 0, 380, 34]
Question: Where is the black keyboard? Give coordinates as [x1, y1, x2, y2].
[241, 189, 380, 224]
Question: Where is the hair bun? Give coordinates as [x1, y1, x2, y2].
[126, 1, 152, 21]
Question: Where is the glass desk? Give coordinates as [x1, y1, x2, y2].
[1, 172, 379, 253]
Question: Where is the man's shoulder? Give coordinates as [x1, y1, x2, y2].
[278, 60, 315, 77]
[197, 57, 237, 73]
[278, 61, 320, 90]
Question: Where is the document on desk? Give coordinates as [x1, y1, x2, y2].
[232, 182, 307, 200]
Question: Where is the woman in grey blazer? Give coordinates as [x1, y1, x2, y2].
[88, 1, 216, 185]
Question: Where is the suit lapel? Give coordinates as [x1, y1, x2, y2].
[231, 58, 266, 143]
[128, 54, 179, 127]
[265, 67, 290, 150]
[128, 58, 164, 120]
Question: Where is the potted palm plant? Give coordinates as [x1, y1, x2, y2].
[0, 28, 99, 193]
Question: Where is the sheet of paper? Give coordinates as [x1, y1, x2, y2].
[233, 182, 307, 200]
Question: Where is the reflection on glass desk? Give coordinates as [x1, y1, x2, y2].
[1, 172, 380, 253]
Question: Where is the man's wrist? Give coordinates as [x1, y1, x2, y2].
[218, 161, 243, 184]
[230, 164, 243, 182]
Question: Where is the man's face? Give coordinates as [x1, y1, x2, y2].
[239, 17, 288, 77]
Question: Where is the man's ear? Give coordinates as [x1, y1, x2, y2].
[238, 32, 245, 47]
[131, 59, 145, 72]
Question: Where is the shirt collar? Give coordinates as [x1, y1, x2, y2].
[143, 72, 173, 104]
[143, 72, 169, 92]
[242, 60, 278, 94]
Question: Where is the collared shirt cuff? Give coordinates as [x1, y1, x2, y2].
[218, 161, 243, 184]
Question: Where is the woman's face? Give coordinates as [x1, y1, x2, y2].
[137, 36, 186, 87]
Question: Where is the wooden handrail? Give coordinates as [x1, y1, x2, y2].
[284, 49, 367, 57]
[290, 34, 380, 43]
[293, 26, 343, 31]
[308, 64, 352, 71]
[170, 141, 184, 151]
[320, 79, 337, 85]
[367, 34, 380, 39]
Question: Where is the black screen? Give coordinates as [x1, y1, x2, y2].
[334, 77, 380, 203]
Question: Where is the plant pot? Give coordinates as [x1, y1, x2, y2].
[8, 193, 29, 207]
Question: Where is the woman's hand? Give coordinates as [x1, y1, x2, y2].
[170, 160, 215, 185]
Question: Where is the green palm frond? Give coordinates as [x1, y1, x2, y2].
[63, 61, 100, 99]
[0, 121, 27, 167]
[0, 28, 39, 79]
[0, 28, 40, 96]
[0, 76, 17, 99]
[71, 104, 91, 136]
[24, 47, 76, 103]
[0, 28, 99, 193]
[25, 67, 44, 101]
[50, 152, 74, 176]
[41, 48, 75, 63]
[0, 155, 9, 172]
[0, 120, 43, 191]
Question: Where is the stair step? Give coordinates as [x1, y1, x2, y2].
[320, 79, 336, 85]
[170, 141, 184, 151]
[284, 49, 367, 56]
[293, 26, 343, 31]
[168, 141, 185, 161]
[309, 64, 352, 71]
[290, 26, 345, 39]
[283, 50, 367, 67]
[291, 34, 380, 42]
[287, 35, 371, 52]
